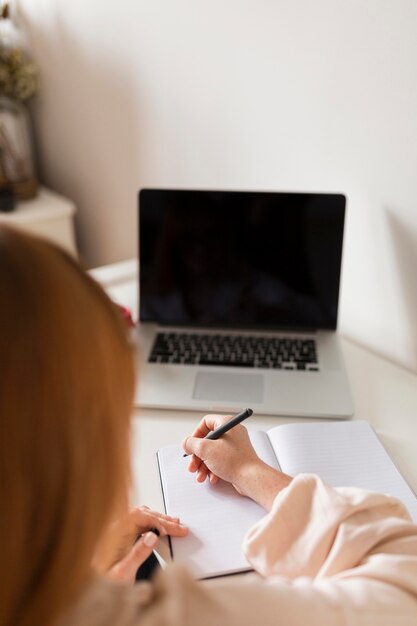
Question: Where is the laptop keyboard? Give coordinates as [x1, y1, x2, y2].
[148, 332, 319, 371]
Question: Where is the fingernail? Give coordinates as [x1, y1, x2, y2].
[143, 532, 158, 547]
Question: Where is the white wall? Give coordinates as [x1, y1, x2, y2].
[15, 0, 417, 373]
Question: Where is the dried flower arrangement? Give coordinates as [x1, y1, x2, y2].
[0, 46, 39, 102]
[0, 2, 39, 202]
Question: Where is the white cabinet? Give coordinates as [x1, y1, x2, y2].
[0, 187, 77, 256]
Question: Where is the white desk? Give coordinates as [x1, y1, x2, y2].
[91, 260, 417, 516]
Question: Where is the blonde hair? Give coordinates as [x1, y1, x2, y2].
[0, 227, 135, 626]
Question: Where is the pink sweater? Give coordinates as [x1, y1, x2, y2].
[59, 475, 417, 626]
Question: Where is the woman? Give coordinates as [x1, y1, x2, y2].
[1, 226, 417, 626]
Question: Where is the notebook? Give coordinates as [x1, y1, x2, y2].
[157, 421, 417, 579]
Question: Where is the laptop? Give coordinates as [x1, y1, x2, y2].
[135, 189, 353, 418]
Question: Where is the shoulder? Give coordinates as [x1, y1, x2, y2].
[57, 566, 204, 626]
[57, 575, 153, 626]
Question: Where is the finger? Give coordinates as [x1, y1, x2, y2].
[133, 509, 188, 537]
[145, 509, 181, 523]
[132, 507, 181, 529]
[129, 508, 166, 537]
[157, 518, 188, 537]
[209, 473, 219, 485]
[196, 464, 209, 483]
[188, 454, 203, 473]
[108, 532, 158, 582]
[191, 460, 209, 480]
[182, 435, 209, 458]
[191, 414, 231, 439]
[181, 415, 232, 458]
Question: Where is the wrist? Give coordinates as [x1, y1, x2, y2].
[235, 460, 292, 511]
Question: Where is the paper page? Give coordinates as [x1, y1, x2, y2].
[267, 420, 417, 522]
[157, 431, 278, 579]
[247, 429, 281, 470]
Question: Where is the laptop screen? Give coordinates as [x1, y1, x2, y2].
[139, 189, 345, 331]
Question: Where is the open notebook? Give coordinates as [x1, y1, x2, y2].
[157, 421, 417, 579]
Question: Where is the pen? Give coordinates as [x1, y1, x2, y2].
[183, 408, 253, 457]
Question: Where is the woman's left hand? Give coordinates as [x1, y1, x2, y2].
[93, 506, 188, 583]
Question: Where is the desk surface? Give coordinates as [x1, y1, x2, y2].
[91, 260, 417, 514]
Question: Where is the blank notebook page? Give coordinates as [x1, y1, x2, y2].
[157, 432, 277, 579]
[267, 420, 417, 522]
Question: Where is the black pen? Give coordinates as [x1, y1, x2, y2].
[183, 408, 253, 457]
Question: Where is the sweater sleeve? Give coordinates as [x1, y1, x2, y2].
[243, 474, 417, 594]
[137, 475, 417, 626]
[62, 475, 417, 626]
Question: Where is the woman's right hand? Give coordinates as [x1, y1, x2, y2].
[182, 415, 292, 511]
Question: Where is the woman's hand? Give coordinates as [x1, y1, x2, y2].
[183, 414, 260, 488]
[93, 506, 188, 583]
[183, 414, 292, 511]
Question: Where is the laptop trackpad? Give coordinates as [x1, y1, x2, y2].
[193, 372, 264, 404]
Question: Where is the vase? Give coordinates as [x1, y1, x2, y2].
[0, 95, 38, 200]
